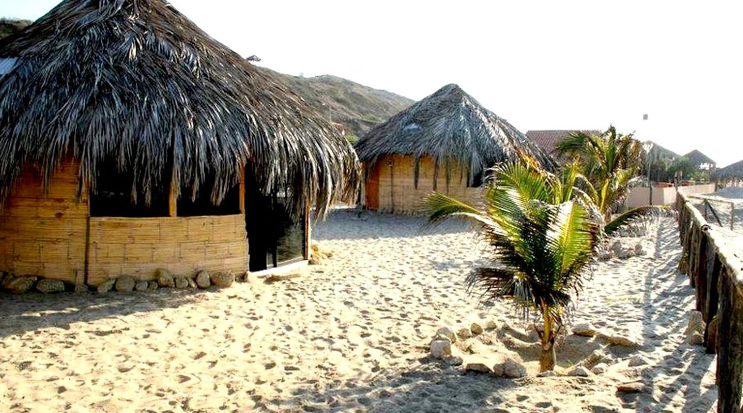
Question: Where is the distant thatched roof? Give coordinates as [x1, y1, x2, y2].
[643, 140, 679, 161]
[715, 159, 743, 180]
[0, 0, 358, 216]
[683, 150, 716, 168]
[355, 84, 555, 183]
[526, 130, 600, 156]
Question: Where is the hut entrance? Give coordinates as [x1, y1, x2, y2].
[365, 162, 380, 210]
[244, 170, 306, 272]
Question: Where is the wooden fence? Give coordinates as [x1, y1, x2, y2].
[677, 191, 743, 413]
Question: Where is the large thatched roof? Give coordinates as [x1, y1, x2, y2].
[0, 0, 358, 216]
[683, 150, 716, 169]
[355, 84, 555, 185]
[715, 159, 743, 180]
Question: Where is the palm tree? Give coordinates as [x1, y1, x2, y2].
[424, 161, 599, 371]
[554, 126, 643, 221]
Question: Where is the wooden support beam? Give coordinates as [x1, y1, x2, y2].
[717, 267, 743, 413]
[239, 167, 245, 215]
[168, 181, 177, 217]
[696, 231, 709, 313]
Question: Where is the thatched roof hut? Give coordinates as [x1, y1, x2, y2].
[0, 0, 359, 286]
[682, 150, 716, 170]
[715, 159, 743, 181]
[354, 84, 554, 213]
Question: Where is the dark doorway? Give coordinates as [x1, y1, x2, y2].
[244, 168, 306, 272]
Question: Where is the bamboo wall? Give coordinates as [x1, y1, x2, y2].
[0, 160, 88, 283]
[87, 215, 247, 285]
[370, 154, 483, 214]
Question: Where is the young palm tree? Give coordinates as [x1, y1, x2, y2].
[554, 126, 643, 220]
[424, 161, 599, 371]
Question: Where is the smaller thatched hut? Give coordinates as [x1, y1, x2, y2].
[714, 159, 743, 184]
[354, 84, 555, 213]
[683, 150, 716, 170]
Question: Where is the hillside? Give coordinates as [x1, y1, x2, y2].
[0, 19, 31, 40]
[259, 68, 414, 141]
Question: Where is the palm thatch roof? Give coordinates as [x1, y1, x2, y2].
[643, 140, 679, 161]
[0, 0, 358, 217]
[354, 84, 555, 186]
[525, 130, 601, 156]
[683, 150, 716, 169]
[714, 159, 743, 180]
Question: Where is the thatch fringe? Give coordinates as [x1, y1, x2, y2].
[0, 0, 358, 217]
[354, 84, 555, 188]
[715, 159, 743, 181]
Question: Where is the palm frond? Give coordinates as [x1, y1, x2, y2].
[604, 205, 668, 235]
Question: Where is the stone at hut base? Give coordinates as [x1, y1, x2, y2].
[196, 270, 211, 289]
[685, 310, 704, 337]
[147, 281, 159, 291]
[36, 279, 65, 294]
[617, 382, 645, 393]
[494, 358, 527, 378]
[6, 276, 37, 294]
[174, 276, 189, 289]
[470, 322, 484, 335]
[568, 366, 591, 377]
[97, 279, 116, 294]
[156, 269, 175, 288]
[115, 276, 136, 292]
[537, 370, 557, 378]
[211, 272, 235, 288]
[444, 356, 463, 366]
[485, 320, 498, 330]
[134, 281, 149, 292]
[187, 278, 197, 288]
[430, 338, 452, 359]
[74, 284, 89, 294]
[435, 326, 457, 343]
[688, 332, 704, 346]
[634, 243, 645, 256]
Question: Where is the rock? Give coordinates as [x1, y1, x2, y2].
[591, 363, 608, 374]
[495, 358, 527, 378]
[115, 276, 136, 292]
[134, 281, 149, 292]
[457, 327, 473, 340]
[36, 279, 65, 294]
[485, 320, 498, 330]
[0, 271, 8, 286]
[537, 370, 557, 377]
[610, 241, 623, 255]
[187, 278, 197, 288]
[265, 272, 302, 282]
[688, 332, 704, 346]
[470, 322, 484, 335]
[584, 349, 605, 366]
[444, 356, 463, 366]
[634, 243, 645, 256]
[174, 276, 189, 289]
[568, 366, 591, 377]
[5, 276, 37, 294]
[196, 270, 211, 289]
[707, 315, 719, 351]
[435, 327, 457, 343]
[617, 382, 645, 393]
[430, 339, 452, 358]
[617, 247, 634, 260]
[210, 272, 235, 288]
[685, 310, 705, 337]
[147, 281, 159, 291]
[598, 249, 613, 261]
[234, 272, 248, 283]
[74, 284, 89, 294]
[628, 355, 649, 367]
[572, 323, 598, 337]
[97, 279, 116, 294]
[156, 268, 175, 288]
[465, 362, 494, 374]
[601, 333, 640, 347]
[678, 259, 689, 274]
[1, 272, 15, 289]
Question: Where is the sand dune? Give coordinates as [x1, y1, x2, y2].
[0, 211, 717, 412]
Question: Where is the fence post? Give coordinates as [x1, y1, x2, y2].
[705, 250, 721, 353]
[717, 267, 743, 413]
[696, 230, 709, 313]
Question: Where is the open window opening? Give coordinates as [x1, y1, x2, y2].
[177, 174, 240, 217]
[468, 169, 485, 188]
[89, 162, 169, 217]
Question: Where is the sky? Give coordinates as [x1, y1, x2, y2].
[2, 1, 742, 167]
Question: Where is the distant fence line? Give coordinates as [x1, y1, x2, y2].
[676, 191, 743, 413]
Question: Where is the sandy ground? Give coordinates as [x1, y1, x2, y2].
[0, 211, 718, 413]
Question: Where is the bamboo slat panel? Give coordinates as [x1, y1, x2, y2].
[87, 214, 247, 285]
[0, 160, 88, 282]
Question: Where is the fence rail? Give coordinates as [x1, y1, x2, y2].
[676, 191, 743, 413]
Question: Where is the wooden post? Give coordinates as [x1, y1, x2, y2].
[705, 252, 721, 353]
[696, 230, 709, 313]
[717, 267, 743, 413]
[239, 167, 245, 214]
